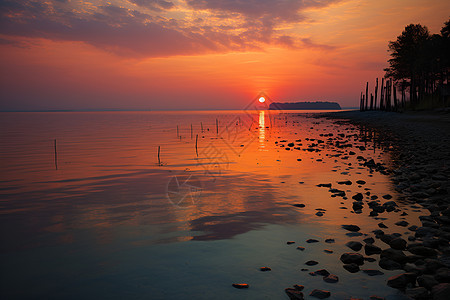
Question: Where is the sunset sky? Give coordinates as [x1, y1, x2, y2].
[0, 0, 449, 111]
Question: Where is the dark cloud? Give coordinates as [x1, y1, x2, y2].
[0, 0, 339, 57]
[130, 0, 175, 11]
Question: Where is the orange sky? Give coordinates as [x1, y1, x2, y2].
[0, 0, 449, 110]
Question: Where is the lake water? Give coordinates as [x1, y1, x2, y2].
[0, 110, 422, 299]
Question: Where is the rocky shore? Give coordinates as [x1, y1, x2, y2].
[320, 110, 450, 299]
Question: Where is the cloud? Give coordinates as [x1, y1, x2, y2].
[0, 0, 340, 57]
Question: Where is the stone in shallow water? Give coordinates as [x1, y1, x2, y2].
[432, 283, 450, 300]
[287, 241, 295, 245]
[378, 222, 388, 228]
[260, 267, 271, 271]
[324, 249, 333, 254]
[325, 238, 335, 243]
[362, 269, 384, 276]
[408, 245, 438, 257]
[305, 260, 319, 266]
[232, 283, 249, 289]
[389, 237, 407, 250]
[297, 246, 305, 251]
[387, 273, 417, 289]
[356, 180, 366, 184]
[343, 263, 360, 273]
[314, 269, 330, 276]
[323, 274, 339, 283]
[417, 274, 439, 290]
[285, 288, 304, 300]
[363, 237, 375, 244]
[310, 289, 331, 299]
[293, 285, 304, 291]
[382, 194, 393, 199]
[352, 193, 364, 201]
[395, 220, 409, 227]
[342, 225, 361, 232]
[405, 287, 429, 299]
[340, 253, 364, 265]
[346, 241, 363, 251]
[379, 258, 402, 270]
[365, 244, 382, 255]
[293, 203, 306, 208]
[307, 239, 319, 243]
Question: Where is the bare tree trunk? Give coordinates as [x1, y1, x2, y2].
[374, 78, 378, 110]
[380, 78, 385, 111]
[365, 82, 369, 111]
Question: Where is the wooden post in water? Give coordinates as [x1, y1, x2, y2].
[370, 93, 374, 111]
[158, 146, 161, 165]
[195, 134, 198, 157]
[374, 78, 379, 110]
[360, 92, 363, 111]
[177, 125, 179, 138]
[190, 124, 193, 139]
[380, 77, 385, 111]
[365, 82, 369, 111]
[54, 139, 58, 170]
[201, 122, 204, 133]
[362, 95, 365, 111]
[216, 118, 218, 134]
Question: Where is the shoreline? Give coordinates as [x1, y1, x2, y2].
[320, 110, 450, 298]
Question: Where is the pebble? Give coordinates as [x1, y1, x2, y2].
[306, 239, 319, 243]
[342, 225, 361, 232]
[232, 283, 249, 289]
[340, 253, 364, 265]
[323, 274, 339, 283]
[395, 220, 409, 227]
[387, 273, 417, 289]
[293, 204, 306, 208]
[362, 269, 384, 276]
[297, 246, 305, 251]
[324, 249, 333, 254]
[346, 241, 363, 251]
[314, 269, 330, 276]
[343, 263, 360, 273]
[325, 239, 335, 243]
[309, 289, 331, 299]
[378, 222, 388, 228]
[260, 267, 271, 271]
[293, 285, 304, 291]
[305, 260, 318, 266]
[287, 241, 295, 245]
[285, 288, 304, 300]
[364, 244, 382, 255]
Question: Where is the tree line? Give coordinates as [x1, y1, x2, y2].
[360, 19, 450, 111]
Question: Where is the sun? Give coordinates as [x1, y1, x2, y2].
[258, 97, 265, 103]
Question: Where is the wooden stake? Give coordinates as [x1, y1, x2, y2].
[365, 81, 369, 111]
[216, 118, 218, 134]
[54, 139, 58, 170]
[374, 78, 378, 110]
[195, 134, 198, 157]
[190, 124, 193, 139]
[201, 122, 203, 133]
[158, 146, 161, 165]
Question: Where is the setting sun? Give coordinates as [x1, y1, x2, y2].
[259, 97, 266, 103]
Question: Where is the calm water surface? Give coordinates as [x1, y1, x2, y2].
[0, 111, 422, 299]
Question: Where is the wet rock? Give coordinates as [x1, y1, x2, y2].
[405, 287, 428, 299]
[379, 258, 402, 270]
[431, 283, 450, 300]
[362, 269, 384, 276]
[378, 222, 388, 229]
[381, 248, 408, 264]
[435, 268, 450, 283]
[323, 274, 339, 283]
[293, 285, 305, 291]
[346, 241, 363, 251]
[340, 253, 364, 265]
[356, 180, 366, 185]
[382, 194, 393, 200]
[297, 246, 305, 251]
[325, 239, 335, 243]
[305, 260, 319, 266]
[287, 241, 295, 245]
[408, 246, 438, 257]
[343, 263, 360, 273]
[338, 180, 352, 185]
[310, 289, 331, 299]
[364, 237, 375, 244]
[369, 296, 385, 300]
[353, 202, 364, 210]
[306, 239, 319, 243]
[395, 220, 409, 227]
[316, 212, 324, 216]
[417, 274, 439, 289]
[285, 288, 304, 300]
[409, 225, 419, 231]
[317, 183, 332, 188]
[232, 283, 249, 289]
[260, 267, 271, 271]
[293, 204, 306, 208]
[389, 237, 407, 250]
[365, 244, 382, 255]
[342, 225, 361, 232]
[324, 249, 333, 254]
[352, 193, 364, 201]
[314, 269, 330, 276]
[387, 273, 417, 289]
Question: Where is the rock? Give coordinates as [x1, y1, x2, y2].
[356, 180, 366, 185]
[365, 244, 382, 255]
[389, 237, 407, 250]
[408, 246, 438, 257]
[260, 267, 271, 271]
[379, 258, 402, 270]
[364, 237, 375, 244]
[338, 180, 352, 185]
[306, 239, 319, 243]
[316, 211, 324, 216]
[324, 249, 333, 254]
[369, 296, 385, 300]
[325, 239, 335, 243]
[343, 263, 360, 273]
[232, 283, 249, 289]
[405, 287, 429, 299]
[285, 288, 304, 300]
[362, 269, 384, 276]
[340, 253, 364, 265]
[297, 246, 305, 251]
[293, 285, 304, 291]
[317, 183, 332, 188]
[431, 283, 450, 300]
[417, 274, 439, 289]
[293, 204, 306, 208]
[323, 274, 339, 283]
[342, 225, 361, 232]
[346, 241, 363, 251]
[310, 289, 331, 299]
[409, 225, 419, 231]
[305, 260, 319, 266]
[378, 222, 388, 228]
[353, 202, 364, 210]
[314, 269, 330, 276]
[382, 194, 393, 199]
[435, 268, 450, 283]
[352, 193, 364, 201]
[387, 273, 417, 289]
[381, 248, 408, 264]
[287, 241, 296, 245]
[396, 220, 409, 227]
